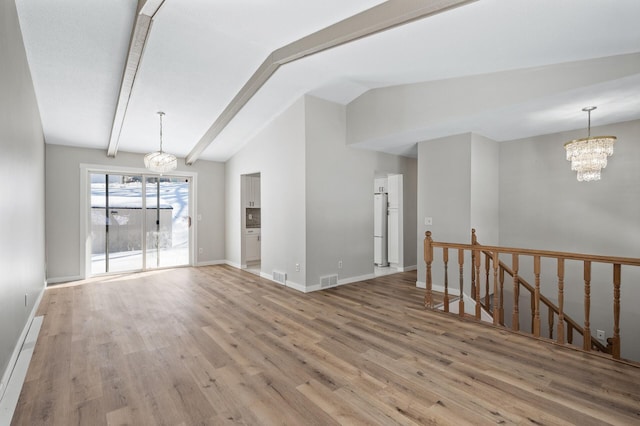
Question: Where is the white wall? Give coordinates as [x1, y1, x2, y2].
[45, 145, 225, 281]
[0, 0, 46, 395]
[305, 96, 417, 289]
[224, 98, 307, 288]
[499, 119, 640, 361]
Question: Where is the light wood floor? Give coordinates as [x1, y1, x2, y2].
[11, 265, 640, 425]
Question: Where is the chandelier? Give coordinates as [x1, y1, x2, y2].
[564, 106, 615, 182]
[144, 111, 177, 173]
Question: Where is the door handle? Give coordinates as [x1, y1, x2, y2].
[188, 216, 192, 227]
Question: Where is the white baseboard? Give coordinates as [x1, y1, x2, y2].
[196, 260, 226, 267]
[398, 264, 417, 272]
[224, 260, 242, 269]
[283, 280, 306, 293]
[0, 284, 44, 403]
[305, 273, 376, 293]
[0, 315, 43, 424]
[415, 280, 461, 296]
[46, 275, 82, 285]
[340, 273, 376, 286]
[259, 271, 286, 284]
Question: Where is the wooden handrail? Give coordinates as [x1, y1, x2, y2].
[430, 242, 640, 267]
[424, 229, 636, 360]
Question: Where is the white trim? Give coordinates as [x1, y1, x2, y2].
[0, 316, 43, 424]
[259, 271, 271, 281]
[416, 280, 492, 321]
[46, 275, 83, 285]
[340, 273, 376, 286]
[415, 280, 461, 296]
[398, 264, 417, 272]
[224, 260, 242, 269]
[0, 286, 44, 403]
[304, 283, 323, 292]
[305, 273, 377, 293]
[284, 280, 306, 293]
[260, 272, 288, 285]
[196, 260, 226, 267]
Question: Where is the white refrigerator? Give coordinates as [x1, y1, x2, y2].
[374, 193, 389, 266]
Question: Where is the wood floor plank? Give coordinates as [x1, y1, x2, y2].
[11, 265, 640, 425]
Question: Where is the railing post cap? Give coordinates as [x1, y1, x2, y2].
[426, 231, 432, 238]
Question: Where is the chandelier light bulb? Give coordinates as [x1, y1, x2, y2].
[564, 106, 615, 182]
[144, 111, 177, 174]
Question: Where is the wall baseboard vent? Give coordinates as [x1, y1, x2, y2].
[320, 274, 338, 288]
[272, 270, 287, 285]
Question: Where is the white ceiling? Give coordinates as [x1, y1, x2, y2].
[16, 0, 640, 162]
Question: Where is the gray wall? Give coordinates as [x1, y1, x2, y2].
[471, 133, 499, 245]
[45, 145, 225, 281]
[0, 0, 46, 393]
[417, 133, 473, 280]
[417, 132, 499, 298]
[499, 119, 640, 360]
[305, 96, 418, 288]
[225, 98, 307, 288]
[346, 54, 640, 150]
[225, 96, 418, 291]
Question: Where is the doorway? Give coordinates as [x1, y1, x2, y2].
[241, 172, 261, 275]
[89, 172, 192, 275]
[374, 173, 403, 276]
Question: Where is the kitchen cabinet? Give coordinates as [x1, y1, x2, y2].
[374, 177, 387, 193]
[243, 175, 261, 208]
[245, 229, 261, 262]
[388, 174, 401, 209]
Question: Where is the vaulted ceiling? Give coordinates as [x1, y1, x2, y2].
[16, 0, 640, 162]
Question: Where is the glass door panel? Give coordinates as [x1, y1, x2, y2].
[90, 173, 143, 274]
[145, 176, 190, 269]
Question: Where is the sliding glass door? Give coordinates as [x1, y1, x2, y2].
[90, 173, 191, 275]
[144, 176, 191, 269]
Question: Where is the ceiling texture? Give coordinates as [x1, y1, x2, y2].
[16, 0, 640, 162]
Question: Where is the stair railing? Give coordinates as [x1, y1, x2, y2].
[424, 229, 640, 360]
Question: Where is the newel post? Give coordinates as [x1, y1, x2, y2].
[424, 231, 434, 308]
[471, 229, 477, 297]
[612, 264, 621, 359]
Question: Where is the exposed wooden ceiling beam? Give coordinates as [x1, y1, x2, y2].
[106, 0, 165, 158]
[185, 0, 476, 165]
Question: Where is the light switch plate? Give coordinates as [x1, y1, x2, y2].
[425, 217, 433, 225]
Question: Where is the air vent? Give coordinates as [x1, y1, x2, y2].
[272, 270, 287, 285]
[320, 274, 338, 288]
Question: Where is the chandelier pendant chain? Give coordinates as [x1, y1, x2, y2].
[144, 111, 177, 173]
[159, 111, 165, 153]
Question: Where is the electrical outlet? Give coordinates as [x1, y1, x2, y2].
[425, 217, 433, 226]
[295, 263, 300, 272]
[198, 248, 203, 254]
[338, 260, 343, 269]
[596, 329, 606, 343]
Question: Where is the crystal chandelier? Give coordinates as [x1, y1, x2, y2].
[564, 106, 615, 182]
[144, 111, 177, 174]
